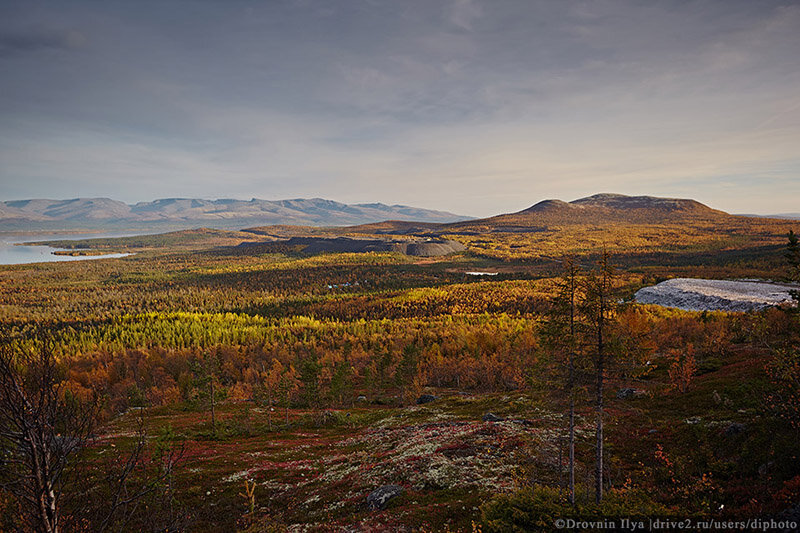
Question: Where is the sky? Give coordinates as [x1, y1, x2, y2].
[1, 0, 799, 217]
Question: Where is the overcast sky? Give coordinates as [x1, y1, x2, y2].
[1, 0, 798, 216]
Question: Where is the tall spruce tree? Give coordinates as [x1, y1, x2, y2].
[552, 257, 582, 504]
[786, 230, 800, 303]
[581, 250, 616, 504]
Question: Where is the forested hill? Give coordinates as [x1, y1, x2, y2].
[450, 193, 732, 230]
[344, 193, 746, 235]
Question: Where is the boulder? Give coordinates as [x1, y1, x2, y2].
[356, 395, 367, 402]
[775, 502, 800, 532]
[366, 485, 404, 510]
[617, 388, 646, 399]
[416, 394, 437, 405]
[724, 422, 747, 437]
[482, 412, 504, 422]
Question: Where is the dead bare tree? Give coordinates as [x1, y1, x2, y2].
[0, 340, 186, 532]
[0, 341, 95, 533]
[71, 415, 187, 533]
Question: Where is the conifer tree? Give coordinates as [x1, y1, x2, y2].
[300, 353, 322, 409]
[191, 350, 221, 436]
[329, 361, 353, 407]
[581, 250, 616, 504]
[278, 364, 299, 426]
[262, 359, 283, 431]
[542, 257, 584, 504]
[786, 230, 800, 303]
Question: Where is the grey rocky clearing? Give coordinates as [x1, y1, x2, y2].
[634, 278, 797, 312]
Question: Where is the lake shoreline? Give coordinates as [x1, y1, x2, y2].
[0, 231, 143, 265]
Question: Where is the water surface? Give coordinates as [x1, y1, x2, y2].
[0, 232, 142, 265]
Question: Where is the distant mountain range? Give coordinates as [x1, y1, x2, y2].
[28, 193, 796, 261]
[2, 193, 789, 234]
[737, 213, 800, 220]
[0, 197, 471, 231]
[350, 193, 738, 235]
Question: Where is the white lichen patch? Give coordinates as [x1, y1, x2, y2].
[222, 470, 250, 483]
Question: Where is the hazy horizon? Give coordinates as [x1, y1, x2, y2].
[1, 0, 799, 217]
[2, 192, 798, 219]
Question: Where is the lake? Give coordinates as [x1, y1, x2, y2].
[0, 232, 143, 265]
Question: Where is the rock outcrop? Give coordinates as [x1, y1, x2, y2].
[635, 278, 797, 312]
[366, 485, 404, 510]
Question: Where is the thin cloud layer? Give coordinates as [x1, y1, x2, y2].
[0, 0, 798, 216]
[0, 26, 85, 55]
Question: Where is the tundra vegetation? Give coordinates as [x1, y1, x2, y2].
[0, 202, 798, 531]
